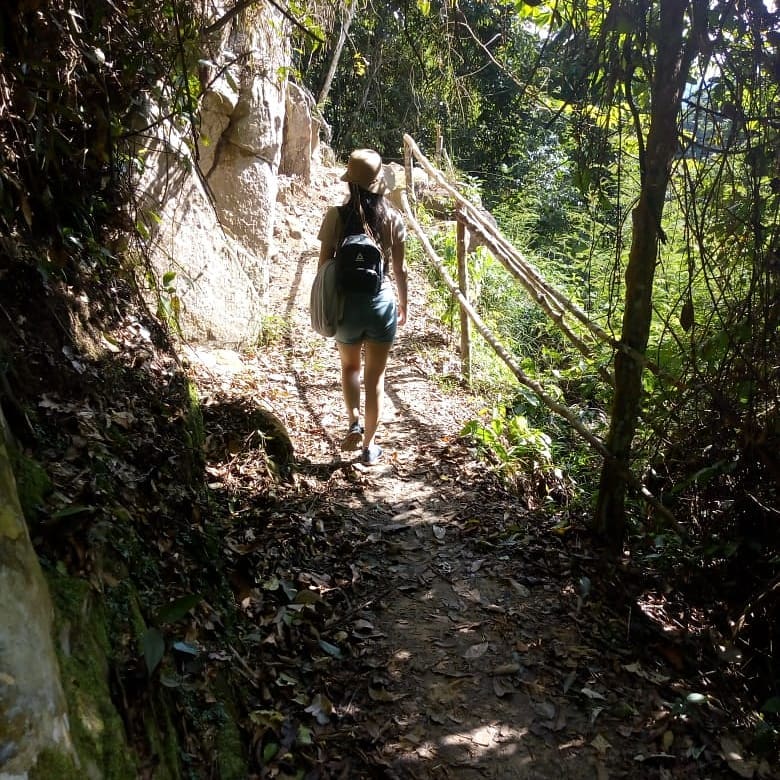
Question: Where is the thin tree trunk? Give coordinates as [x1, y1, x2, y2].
[402, 189, 680, 528]
[594, 0, 704, 544]
[317, 0, 357, 107]
[337, 41, 383, 146]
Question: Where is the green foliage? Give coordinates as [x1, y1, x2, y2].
[257, 314, 292, 347]
[0, 0, 205, 273]
[462, 405, 574, 501]
[46, 570, 140, 779]
[10, 451, 52, 519]
[426, 226, 494, 327]
[287, 0, 326, 60]
[463, 406, 552, 469]
[295, 0, 541, 163]
[29, 749, 81, 780]
[151, 269, 183, 335]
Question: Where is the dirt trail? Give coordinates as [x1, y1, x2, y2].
[182, 163, 737, 778]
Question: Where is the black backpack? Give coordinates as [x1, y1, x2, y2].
[335, 206, 384, 296]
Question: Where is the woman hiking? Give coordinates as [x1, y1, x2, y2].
[317, 148, 409, 466]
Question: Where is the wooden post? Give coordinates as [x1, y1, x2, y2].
[435, 124, 443, 167]
[456, 219, 471, 384]
[400, 189, 680, 532]
[403, 141, 415, 205]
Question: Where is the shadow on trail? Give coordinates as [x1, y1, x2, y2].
[384, 360, 446, 442]
[383, 329, 471, 448]
[282, 249, 308, 323]
[259, 248, 591, 775]
[308, 442, 590, 779]
[205, 169, 732, 780]
[192, 343, 653, 775]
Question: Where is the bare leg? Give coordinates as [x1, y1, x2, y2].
[337, 342, 363, 427]
[362, 340, 392, 450]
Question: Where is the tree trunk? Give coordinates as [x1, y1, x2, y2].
[0, 408, 74, 772]
[594, 0, 704, 544]
[337, 39, 384, 147]
[317, 0, 357, 107]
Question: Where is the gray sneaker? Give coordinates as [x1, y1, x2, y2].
[361, 444, 383, 466]
[341, 422, 364, 451]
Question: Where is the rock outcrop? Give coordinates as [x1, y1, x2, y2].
[0, 409, 74, 776]
[280, 82, 323, 183]
[137, 3, 305, 346]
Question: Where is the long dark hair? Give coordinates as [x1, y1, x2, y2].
[346, 183, 391, 246]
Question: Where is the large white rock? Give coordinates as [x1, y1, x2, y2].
[135, 124, 264, 346]
[280, 82, 321, 183]
[134, 2, 294, 346]
[199, 8, 291, 295]
[0, 410, 73, 777]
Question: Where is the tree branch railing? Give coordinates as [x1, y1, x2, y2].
[403, 134, 681, 389]
[400, 137, 682, 530]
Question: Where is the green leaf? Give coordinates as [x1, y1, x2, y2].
[156, 594, 202, 624]
[142, 628, 165, 676]
[318, 640, 342, 659]
[297, 724, 313, 745]
[262, 742, 279, 763]
[762, 697, 780, 714]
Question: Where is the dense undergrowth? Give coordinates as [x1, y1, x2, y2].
[0, 250, 395, 777]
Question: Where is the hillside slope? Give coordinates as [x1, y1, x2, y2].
[179, 160, 749, 778]
[0, 158, 753, 778]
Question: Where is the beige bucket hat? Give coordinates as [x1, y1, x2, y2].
[340, 148, 389, 194]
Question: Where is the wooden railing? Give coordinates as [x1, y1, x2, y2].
[400, 134, 679, 529]
[403, 134, 680, 388]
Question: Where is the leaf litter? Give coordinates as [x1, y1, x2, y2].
[1, 161, 772, 778]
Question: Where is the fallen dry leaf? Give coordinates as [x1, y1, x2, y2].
[464, 641, 490, 660]
[720, 735, 757, 778]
